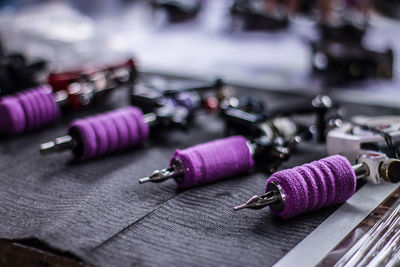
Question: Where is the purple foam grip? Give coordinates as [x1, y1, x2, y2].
[132, 108, 149, 144]
[117, 109, 140, 147]
[69, 119, 98, 160]
[42, 85, 61, 122]
[110, 112, 130, 150]
[87, 117, 109, 156]
[36, 85, 61, 127]
[0, 86, 60, 134]
[0, 96, 26, 134]
[170, 136, 254, 188]
[266, 155, 356, 219]
[31, 89, 47, 126]
[31, 88, 51, 128]
[40, 86, 56, 123]
[98, 115, 119, 154]
[68, 106, 149, 160]
[18, 92, 36, 131]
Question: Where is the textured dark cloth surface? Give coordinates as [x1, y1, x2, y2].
[0, 82, 396, 266]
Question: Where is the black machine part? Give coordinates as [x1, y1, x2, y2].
[230, 0, 289, 31]
[150, 0, 202, 23]
[130, 78, 223, 128]
[0, 53, 46, 96]
[311, 23, 393, 85]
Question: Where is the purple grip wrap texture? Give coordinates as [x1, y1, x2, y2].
[266, 155, 356, 219]
[0, 86, 60, 134]
[170, 136, 254, 188]
[68, 106, 149, 160]
[0, 96, 26, 134]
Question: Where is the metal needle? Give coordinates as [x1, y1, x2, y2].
[139, 162, 184, 184]
[234, 191, 280, 211]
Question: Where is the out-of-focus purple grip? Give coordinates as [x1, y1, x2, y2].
[0, 85, 60, 135]
[170, 136, 254, 188]
[68, 106, 149, 160]
[266, 155, 357, 219]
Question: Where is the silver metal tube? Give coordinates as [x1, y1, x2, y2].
[353, 163, 370, 179]
[40, 135, 73, 155]
[143, 112, 158, 127]
[54, 90, 69, 106]
[139, 160, 184, 184]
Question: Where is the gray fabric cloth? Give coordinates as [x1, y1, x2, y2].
[0, 85, 394, 266]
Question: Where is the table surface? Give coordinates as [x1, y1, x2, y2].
[1, 77, 399, 266]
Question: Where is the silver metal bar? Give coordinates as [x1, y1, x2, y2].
[139, 161, 184, 184]
[233, 191, 280, 211]
[143, 112, 158, 127]
[40, 135, 73, 155]
[353, 163, 370, 179]
[54, 90, 69, 106]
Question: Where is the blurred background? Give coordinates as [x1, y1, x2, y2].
[0, 0, 399, 107]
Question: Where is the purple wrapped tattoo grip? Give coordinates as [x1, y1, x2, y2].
[69, 106, 149, 161]
[170, 136, 254, 188]
[266, 155, 357, 219]
[0, 85, 61, 134]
